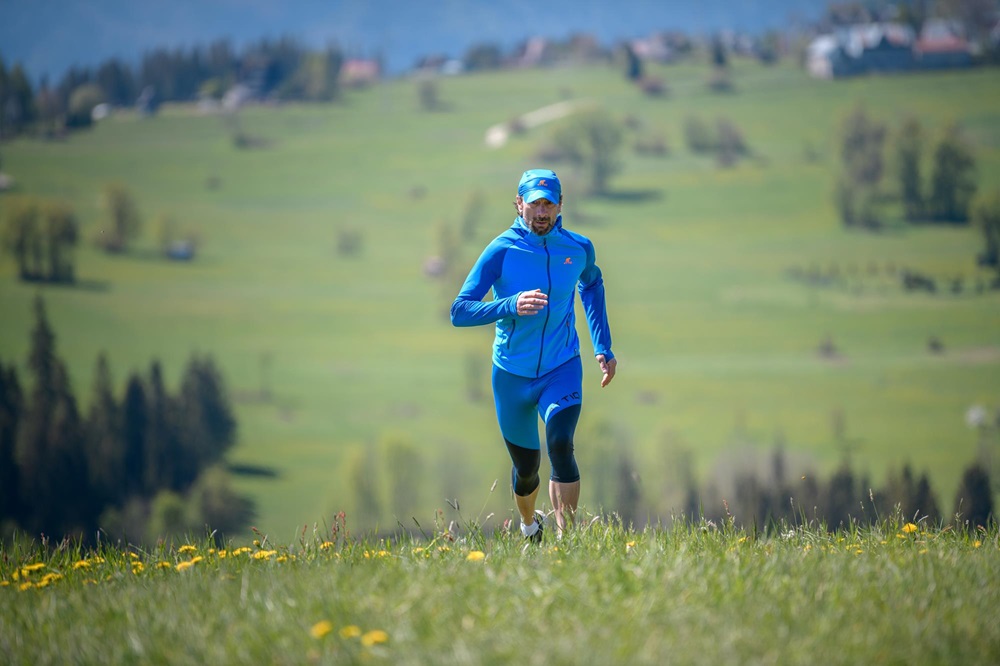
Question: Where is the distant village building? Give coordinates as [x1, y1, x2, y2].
[515, 37, 550, 67]
[340, 59, 380, 87]
[222, 84, 253, 112]
[629, 34, 676, 63]
[807, 21, 971, 79]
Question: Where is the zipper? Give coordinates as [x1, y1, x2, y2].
[536, 237, 551, 376]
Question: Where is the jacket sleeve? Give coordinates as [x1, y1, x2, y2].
[578, 240, 614, 360]
[450, 239, 519, 327]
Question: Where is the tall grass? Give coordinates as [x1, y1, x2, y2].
[3, 511, 998, 665]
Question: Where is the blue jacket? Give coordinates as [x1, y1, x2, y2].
[451, 215, 614, 378]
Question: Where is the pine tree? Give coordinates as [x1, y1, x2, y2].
[15, 296, 90, 535]
[144, 360, 179, 493]
[179, 354, 236, 470]
[85, 352, 123, 506]
[913, 472, 941, 525]
[0, 360, 24, 523]
[826, 464, 857, 529]
[121, 373, 148, 499]
[953, 463, 994, 528]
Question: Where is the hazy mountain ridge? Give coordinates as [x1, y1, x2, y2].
[2, 0, 825, 82]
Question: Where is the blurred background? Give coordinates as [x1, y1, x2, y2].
[1, 0, 998, 545]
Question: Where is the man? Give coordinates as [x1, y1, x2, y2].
[451, 168, 616, 542]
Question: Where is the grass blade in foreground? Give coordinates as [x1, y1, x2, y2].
[2, 519, 998, 665]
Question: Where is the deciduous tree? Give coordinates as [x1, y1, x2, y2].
[895, 117, 924, 221]
[551, 110, 624, 195]
[928, 125, 977, 223]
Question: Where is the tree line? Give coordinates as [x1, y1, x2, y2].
[836, 106, 1000, 283]
[0, 37, 345, 138]
[0, 296, 252, 545]
[1, 182, 195, 286]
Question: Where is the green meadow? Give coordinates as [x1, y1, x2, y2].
[2, 521, 999, 664]
[1, 60, 999, 538]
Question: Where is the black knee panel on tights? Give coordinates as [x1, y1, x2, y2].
[505, 440, 541, 497]
[546, 405, 581, 483]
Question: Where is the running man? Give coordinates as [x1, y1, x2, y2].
[451, 168, 616, 541]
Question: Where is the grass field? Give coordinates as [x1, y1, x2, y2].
[1, 59, 999, 538]
[2, 519, 999, 665]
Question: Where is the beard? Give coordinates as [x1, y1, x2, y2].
[530, 217, 553, 234]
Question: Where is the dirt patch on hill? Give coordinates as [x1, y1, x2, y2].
[952, 346, 1000, 365]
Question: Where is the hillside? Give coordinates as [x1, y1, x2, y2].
[1, 59, 999, 538]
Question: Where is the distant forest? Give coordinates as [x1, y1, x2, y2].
[0, 37, 347, 138]
[0, 296, 252, 545]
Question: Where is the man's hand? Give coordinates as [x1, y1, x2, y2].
[597, 355, 617, 387]
[516, 289, 548, 316]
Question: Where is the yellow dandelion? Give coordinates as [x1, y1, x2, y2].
[437, 546, 451, 553]
[252, 550, 277, 560]
[157, 561, 172, 569]
[320, 541, 335, 550]
[854, 549, 863, 555]
[128, 552, 140, 560]
[231, 547, 253, 556]
[73, 560, 91, 570]
[19, 582, 33, 591]
[902, 523, 918, 534]
[803, 544, 812, 552]
[37, 573, 61, 588]
[131, 563, 144, 574]
[20, 563, 45, 575]
[466, 551, 486, 562]
[0, 581, 9, 587]
[339, 625, 362, 639]
[253, 540, 261, 547]
[310, 620, 334, 639]
[178, 545, 197, 554]
[217, 550, 227, 559]
[361, 630, 389, 647]
[411, 547, 425, 554]
[626, 541, 637, 549]
[276, 556, 288, 563]
[175, 560, 196, 572]
[974, 540, 982, 548]
[377, 550, 390, 558]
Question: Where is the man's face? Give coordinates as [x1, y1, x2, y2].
[518, 196, 561, 236]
